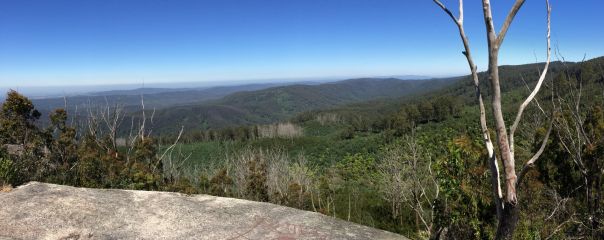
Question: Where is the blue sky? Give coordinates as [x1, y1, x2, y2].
[0, 0, 602, 87]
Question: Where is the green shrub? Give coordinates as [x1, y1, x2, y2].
[0, 157, 15, 186]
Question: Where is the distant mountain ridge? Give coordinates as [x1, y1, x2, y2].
[376, 75, 432, 80]
[141, 77, 458, 133]
[30, 83, 286, 112]
[23, 76, 456, 133]
[295, 56, 604, 129]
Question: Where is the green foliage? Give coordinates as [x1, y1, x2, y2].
[0, 90, 47, 185]
[0, 90, 41, 145]
[209, 168, 233, 197]
[336, 153, 377, 183]
[433, 135, 495, 239]
[244, 156, 269, 202]
[133, 138, 157, 165]
[167, 177, 198, 195]
[338, 126, 355, 140]
[75, 134, 108, 188]
[0, 157, 15, 186]
[124, 162, 162, 190]
[46, 108, 79, 184]
[198, 173, 210, 193]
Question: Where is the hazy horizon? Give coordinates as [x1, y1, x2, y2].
[1, 0, 602, 87]
[0, 74, 439, 98]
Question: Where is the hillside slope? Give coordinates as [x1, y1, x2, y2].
[298, 57, 604, 124]
[145, 78, 457, 132]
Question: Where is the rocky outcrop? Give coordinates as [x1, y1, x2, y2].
[0, 182, 406, 240]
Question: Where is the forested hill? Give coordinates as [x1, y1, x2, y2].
[142, 77, 458, 133]
[98, 56, 602, 134]
[297, 57, 604, 128]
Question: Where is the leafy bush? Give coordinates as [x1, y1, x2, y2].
[0, 157, 15, 186]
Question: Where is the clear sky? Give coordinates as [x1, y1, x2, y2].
[1, 0, 602, 87]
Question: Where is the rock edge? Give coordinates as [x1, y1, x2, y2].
[0, 182, 406, 240]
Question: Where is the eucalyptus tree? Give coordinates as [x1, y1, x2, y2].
[432, 0, 553, 238]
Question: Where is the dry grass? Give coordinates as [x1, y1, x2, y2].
[316, 113, 341, 125]
[258, 122, 303, 139]
[1, 184, 13, 192]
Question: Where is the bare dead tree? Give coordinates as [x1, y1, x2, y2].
[139, 91, 146, 141]
[266, 149, 292, 203]
[378, 128, 439, 234]
[291, 155, 315, 207]
[226, 148, 253, 198]
[158, 125, 190, 178]
[433, 0, 553, 238]
[123, 90, 157, 164]
[83, 100, 124, 153]
[100, 101, 125, 152]
[541, 188, 578, 240]
[550, 55, 604, 236]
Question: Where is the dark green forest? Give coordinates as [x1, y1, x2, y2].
[1, 57, 604, 239]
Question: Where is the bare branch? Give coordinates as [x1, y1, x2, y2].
[151, 107, 156, 125]
[520, 74, 548, 117]
[159, 125, 185, 162]
[496, 0, 527, 46]
[509, 0, 551, 160]
[432, 0, 460, 25]
[140, 91, 146, 141]
[517, 115, 554, 187]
